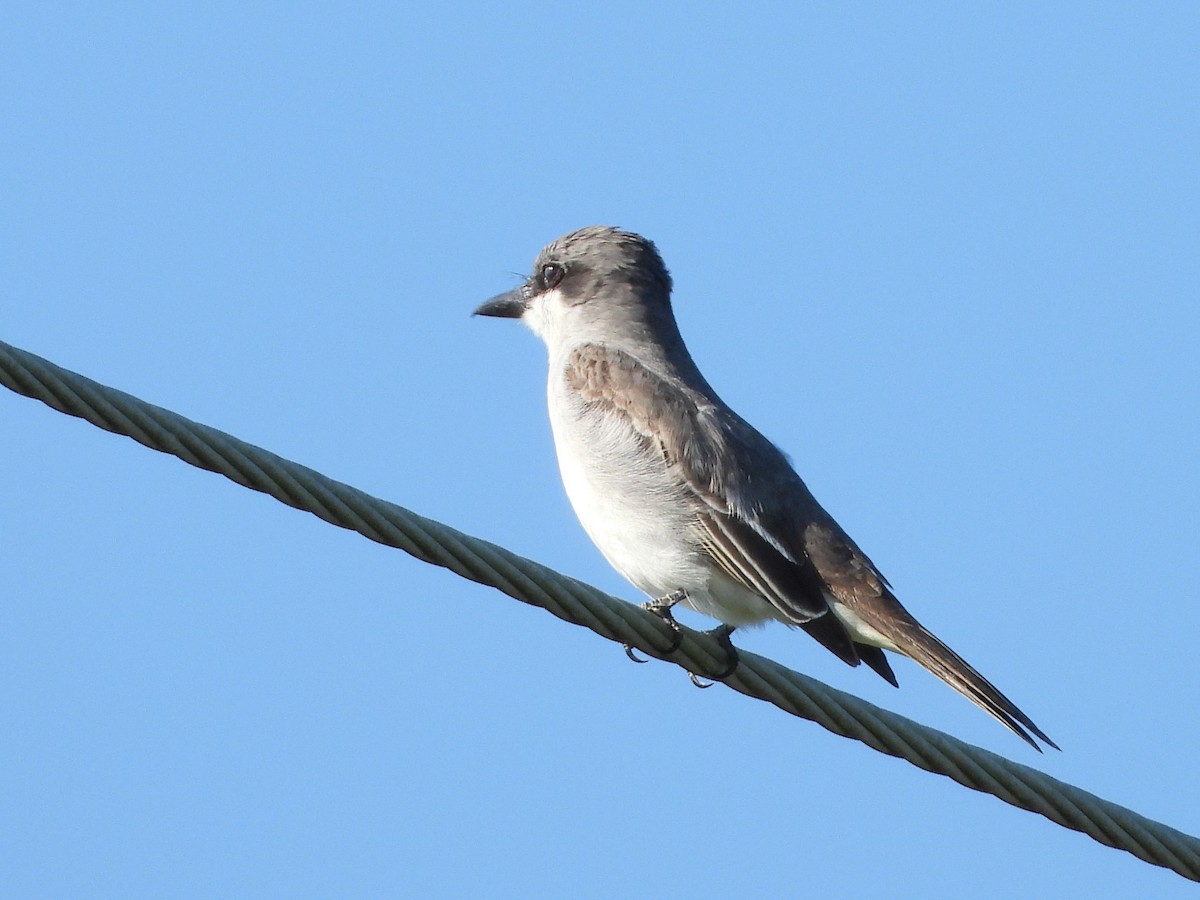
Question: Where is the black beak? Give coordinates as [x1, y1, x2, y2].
[473, 287, 527, 319]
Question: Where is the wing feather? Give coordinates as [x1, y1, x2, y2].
[562, 343, 1055, 749]
[565, 343, 833, 626]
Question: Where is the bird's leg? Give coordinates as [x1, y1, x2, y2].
[624, 594, 739, 686]
[623, 589, 689, 662]
[688, 625, 740, 688]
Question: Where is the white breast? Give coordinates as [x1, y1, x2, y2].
[547, 364, 703, 596]
[544, 355, 782, 627]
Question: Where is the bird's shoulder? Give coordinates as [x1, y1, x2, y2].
[560, 343, 789, 511]
[561, 342, 705, 447]
[561, 342, 895, 616]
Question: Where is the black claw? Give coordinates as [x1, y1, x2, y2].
[642, 590, 687, 656]
[708, 624, 740, 680]
[686, 625, 740, 687]
[623, 591, 686, 664]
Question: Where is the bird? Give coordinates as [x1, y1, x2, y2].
[474, 225, 1056, 751]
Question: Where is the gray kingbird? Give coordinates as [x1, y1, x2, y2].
[475, 225, 1056, 751]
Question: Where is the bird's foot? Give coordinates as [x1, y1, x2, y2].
[623, 589, 689, 662]
[689, 625, 740, 688]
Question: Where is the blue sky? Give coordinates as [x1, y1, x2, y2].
[3, 4, 1198, 897]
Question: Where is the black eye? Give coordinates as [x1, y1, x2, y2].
[541, 263, 564, 289]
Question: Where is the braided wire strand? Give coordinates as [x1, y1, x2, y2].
[2, 338, 1197, 882]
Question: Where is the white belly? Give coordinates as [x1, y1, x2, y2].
[546, 370, 783, 627]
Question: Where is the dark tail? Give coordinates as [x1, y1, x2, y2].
[893, 621, 1058, 752]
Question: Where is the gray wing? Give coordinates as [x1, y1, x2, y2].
[564, 343, 880, 672]
[565, 344, 1057, 750]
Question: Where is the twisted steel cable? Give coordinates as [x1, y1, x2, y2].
[2, 337, 1197, 882]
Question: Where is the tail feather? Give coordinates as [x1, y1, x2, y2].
[857, 644, 899, 688]
[801, 612, 902, 688]
[896, 622, 1058, 752]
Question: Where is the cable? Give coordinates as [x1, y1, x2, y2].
[2, 337, 1197, 882]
